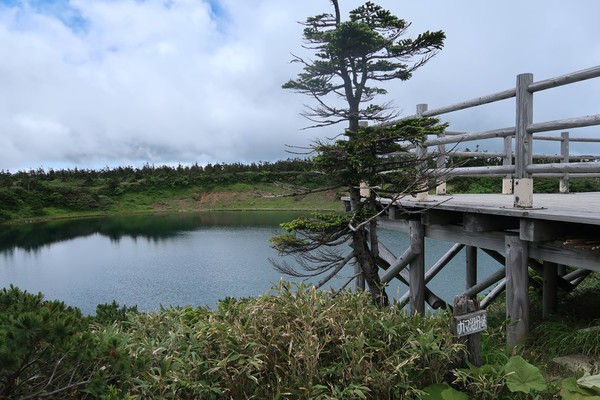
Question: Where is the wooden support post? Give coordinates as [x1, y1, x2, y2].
[416, 104, 429, 202]
[514, 73, 534, 208]
[453, 295, 484, 367]
[560, 132, 570, 193]
[466, 246, 478, 291]
[409, 219, 425, 315]
[505, 234, 530, 347]
[543, 261, 558, 318]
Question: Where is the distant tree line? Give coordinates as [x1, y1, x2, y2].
[0, 159, 331, 222]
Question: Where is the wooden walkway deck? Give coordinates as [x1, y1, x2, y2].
[383, 192, 600, 226]
[367, 191, 600, 345]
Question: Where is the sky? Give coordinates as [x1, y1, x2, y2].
[1, 0, 599, 172]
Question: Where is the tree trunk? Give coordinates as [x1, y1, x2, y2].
[349, 187, 389, 306]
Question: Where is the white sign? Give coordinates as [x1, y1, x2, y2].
[454, 310, 487, 337]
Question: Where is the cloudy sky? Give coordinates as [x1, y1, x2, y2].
[1, 0, 599, 171]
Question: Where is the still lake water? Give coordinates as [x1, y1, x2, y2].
[0, 211, 502, 314]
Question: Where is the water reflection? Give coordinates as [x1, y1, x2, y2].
[0, 211, 304, 254]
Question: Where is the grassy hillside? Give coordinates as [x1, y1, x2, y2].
[0, 161, 343, 223]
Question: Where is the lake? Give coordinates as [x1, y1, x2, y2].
[0, 211, 502, 314]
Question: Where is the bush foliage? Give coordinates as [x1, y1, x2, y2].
[1, 282, 600, 398]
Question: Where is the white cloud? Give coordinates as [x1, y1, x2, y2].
[0, 0, 599, 171]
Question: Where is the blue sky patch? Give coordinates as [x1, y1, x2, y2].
[0, 0, 89, 33]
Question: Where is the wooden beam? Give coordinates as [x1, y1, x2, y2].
[480, 278, 507, 309]
[520, 219, 566, 242]
[530, 242, 600, 272]
[528, 259, 575, 292]
[463, 213, 517, 232]
[506, 234, 530, 347]
[380, 247, 416, 284]
[422, 209, 462, 226]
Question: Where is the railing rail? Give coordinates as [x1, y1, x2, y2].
[386, 65, 600, 207]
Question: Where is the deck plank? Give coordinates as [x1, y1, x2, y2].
[384, 192, 600, 226]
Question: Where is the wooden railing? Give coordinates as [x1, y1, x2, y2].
[392, 65, 600, 207]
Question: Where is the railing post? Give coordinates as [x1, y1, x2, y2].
[514, 73, 534, 208]
[416, 104, 429, 201]
[560, 131, 570, 193]
[502, 135, 513, 194]
[436, 137, 447, 195]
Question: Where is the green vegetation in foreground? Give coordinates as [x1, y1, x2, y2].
[0, 160, 343, 224]
[1, 276, 599, 399]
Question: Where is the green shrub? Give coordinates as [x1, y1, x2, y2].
[0, 286, 137, 399]
[112, 282, 463, 399]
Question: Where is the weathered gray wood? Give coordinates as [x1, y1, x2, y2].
[535, 135, 600, 143]
[530, 242, 600, 272]
[396, 243, 464, 306]
[528, 114, 600, 133]
[515, 73, 534, 180]
[503, 131, 513, 194]
[528, 259, 575, 292]
[480, 278, 506, 309]
[377, 242, 447, 309]
[421, 88, 516, 117]
[561, 132, 569, 193]
[426, 243, 464, 283]
[424, 127, 515, 146]
[526, 162, 600, 174]
[416, 104, 429, 202]
[421, 209, 462, 226]
[528, 65, 600, 93]
[534, 173, 600, 178]
[388, 204, 398, 220]
[464, 213, 517, 232]
[380, 247, 416, 284]
[543, 261, 558, 318]
[563, 268, 593, 282]
[451, 151, 506, 158]
[426, 225, 507, 253]
[520, 219, 565, 242]
[433, 165, 515, 177]
[505, 234, 530, 346]
[514, 73, 534, 208]
[453, 295, 484, 367]
[409, 219, 425, 315]
[463, 268, 506, 298]
[466, 246, 477, 290]
[436, 131, 447, 195]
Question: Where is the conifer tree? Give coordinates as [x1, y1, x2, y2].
[273, 1, 446, 305]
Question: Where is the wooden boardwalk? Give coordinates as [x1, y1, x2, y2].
[357, 66, 600, 345]
[384, 192, 600, 226]
[372, 192, 600, 346]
